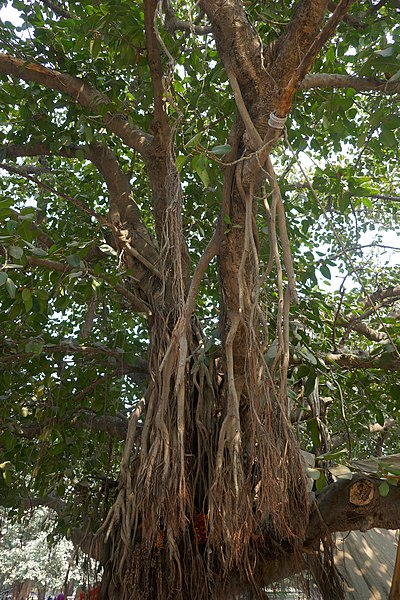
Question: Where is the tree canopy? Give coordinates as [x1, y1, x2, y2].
[0, 507, 86, 599]
[0, 0, 399, 598]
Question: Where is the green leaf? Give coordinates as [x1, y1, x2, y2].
[375, 46, 395, 58]
[176, 155, 187, 173]
[328, 465, 353, 480]
[338, 191, 350, 212]
[6, 220, 17, 234]
[186, 131, 203, 148]
[210, 144, 231, 156]
[320, 264, 331, 280]
[304, 373, 316, 396]
[315, 472, 328, 492]
[361, 197, 373, 209]
[380, 128, 396, 148]
[307, 418, 320, 447]
[388, 69, 400, 82]
[66, 254, 81, 268]
[299, 347, 318, 366]
[378, 481, 390, 497]
[2, 470, 12, 486]
[377, 462, 400, 476]
[22, 288, 33, 312]
[197, 167, 209, 188]
[89, 37, 102, 60]
[375, 408, 384, 426]
[25, 339, 44, 355]
[29, 247, 48, 257]
[0, 272, 7, 286]
[5, 277, 16, 299]
[21, 288, 32, 302]
[8, 245, 23, 259]
[306, 467, 321, 481]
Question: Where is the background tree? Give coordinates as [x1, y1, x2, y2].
[0, 507, 86, 599]
[0, 0, 399, 598]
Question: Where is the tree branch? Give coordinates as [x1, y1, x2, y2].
[24, 493, 67, 513]
[1, 159, 162, 304]
[363, 285, 400, 308]
[40, 0, 71, 18]
[162, 0, 212, 35]
[306, 474, 400, 546]
[331, 419, 397, 449]
[337, 316, 388, 342]
[144, 0, 170, 131]
[0, 54, 152, 154]
[1, 142, 160, 287]
[18, 254, 151, 314]
[365, 194, 400, 202]
[301, 73, 400, 94]
[198, 0, 261, 86]
[327, 0, 365, 28]
[8, 206, 55, 249]
[269, 0, 329, 85]
[0, 339, 148, 383]
[276, 0, 357, 115]
[0, 409, 131, 442]
[325, 352, 400, 371]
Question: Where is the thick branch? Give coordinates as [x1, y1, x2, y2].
[40, 0, 70, 18]
[1, 158, 161, 299]
[325, 352, 400, 371]
[306, 474, 400, 545]
[337, 316, 388, 342]
[271, 0, 329, 86]
[0, 54, 152, 153]
[276, 0, 357, 115]
[332, 419, 397, 449]
[327, 0, 365, 28]
[24, 493, 67, 513]
[301, 73, 400, 94]
[0, 339, 148, 381]
[198, 0, 261, 86]
[363, 285, 400, 308]
[144, 0, 169, 130]
[0, 410, 129, 441]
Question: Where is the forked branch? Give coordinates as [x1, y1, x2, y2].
[0, 54, 152, 153]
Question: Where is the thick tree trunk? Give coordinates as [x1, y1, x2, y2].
[62, 2, 382, 599]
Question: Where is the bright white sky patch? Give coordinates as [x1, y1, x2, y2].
[0, 2, 23, 25]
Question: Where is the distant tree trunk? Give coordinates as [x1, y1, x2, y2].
[37, 585, 45, 600]
[17, 580, 33, 600]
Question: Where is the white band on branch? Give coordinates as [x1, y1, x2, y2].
[268, 112, 287, 129]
